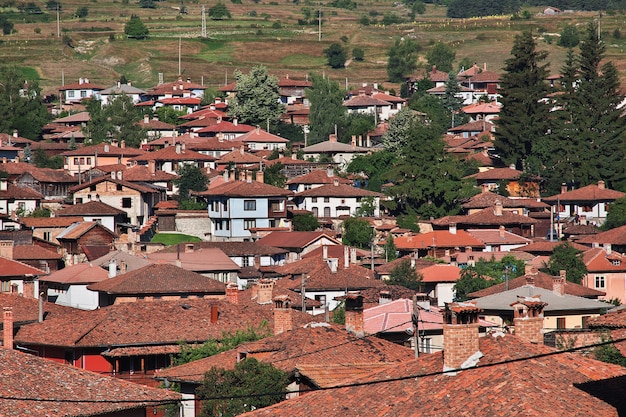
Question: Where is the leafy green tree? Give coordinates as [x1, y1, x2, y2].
[570, 22, 626, 190]
[208, 2, 232, 19]
[558, 24, 579, 48]
[124, 15, 149, 39]
[396, 214, 420, 232]
[602, 197, 626, 230]
[33, 148, 63, 169]
[292, 213, 319, 231]
[174, 323, 271, 366]
[346, 150, 396, 192]
[229, 66, 284, 128]
[594, 333, 626, 366]
[352, 47, 364, 61]
[441, 72, 465, 128]
[409, 94, 448, 133]
[0, 16, 13, 35]
[75, 6, 89, 17]
[382, 107, 418, 156]
[454, 268, 495, 301]
[453, 255, 524, 301]
[342, 217, 374, 249]
[155, 107, 187, 125]
[387, 38, 421, 83]
[0, 66, 50, 140]
[339, 113, 374, 143]
[324, 43, 347, 68]
[262, 163, 287, 188]
[387, 259, 422, 291]
[273, 122, 304, 142]
[386, 123, 476, 218]
[541, 242, 587, 284]
[174, 164, 208, 202]
[495, 31, 550, 171]
[330, 301, 345, 324]
[306, 73, 346, 143]
[383, 234, 397, 261]
[426, 42, 456, 73]
[104, 94, 145, 147]
[139, 0, 156, 8]
[197, 358, 289, 417]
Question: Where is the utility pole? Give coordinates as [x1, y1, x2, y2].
[201, 5, 207, 38]
[178, 37, 182, 76]
[301, 273, 306, 313]
[412, 295, 419, 358]
[318, 9, 322, 41]
[57, 5, 60, 38]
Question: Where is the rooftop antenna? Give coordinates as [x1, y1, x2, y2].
[201, 5, 207, 38]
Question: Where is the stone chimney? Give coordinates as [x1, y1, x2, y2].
[350, 247, 357, 264]
[108, 259, 117, 278]
[273, 295, 293, 335]
[148, 159, 156, 174]
[511, 295, 546, 344]
[144, 114, 149, 124]
[0, 240, 14, 259]
[175, 143, 182, 154]
[345, 291, 364, 337]
[327, 166, 334, 178]
[344, 245, 349, 269]
[553, 270, 566, 296]
[379, 290, 392, 305]
[598, 180, 605, 190]
[499, 225, 505, 239]
[604, 243, 612, 256]
[494, 200, 503, 216]
[256, 170, 264, 183]
[443, 301, 482, 373]
[257, 279, 274, 305]
[481, 184, 489, 193]
[226, 282, 239, 305]
[329, 134, 337, 143]
[3, 307, 13, 349]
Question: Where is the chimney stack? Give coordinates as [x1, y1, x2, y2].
[23, 280, 36, 299]
[0, 240, 14, 259]
[598, 180, 605, 190]
[148, 159, 156, 174]
[561, 183, 567, 194]
[553, 270, 566, 296]
[344, 245, 349, 269]
[345, 291, 364, 337]
[350, 247, 357, 264]
[511, 295, 546, 344]
[108, 259, 117, 278]
[494, 200, 503, 216]
[273, 295, 293, 335]
[257, 279, 274, 305]
[3, 307, 13, 349]
[210, 304, 219, 323]
[443, 302, 482, 373]
[379, 290, 392, 305]
[499, 225, 505, 239]
[256, 170, 264, 183]
[322, 245, 328, 260]
[226, 282, 239, 305]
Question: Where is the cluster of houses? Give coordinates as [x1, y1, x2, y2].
[2, 69, 626, 416]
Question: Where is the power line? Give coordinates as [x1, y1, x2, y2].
[5, 335, 626, 404]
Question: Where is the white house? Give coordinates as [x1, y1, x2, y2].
[293, 180, 383, 218]
[41, 263, 109, 310]
[59, 78, 105, 105]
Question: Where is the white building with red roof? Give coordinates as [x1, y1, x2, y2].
[236, 127, 290, 151]
[58, 78, 105, 104]
[293, 180, 383, 218]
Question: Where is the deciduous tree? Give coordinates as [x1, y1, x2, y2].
[387, 38, 421, 83]
[387, 259, 422, 291]
[124, 15, 149, 39]
[541, 242, 587, 284]
[208, 2, 232, 19]
[292, 213, 319, 231]
[229, 66, 284, 128]
[342, 217, 373, 249]
[426, 42, 456, 73]
[306, 73, 346, 143]
[324, 43, 347, 68]
[173, 164, 208, 202]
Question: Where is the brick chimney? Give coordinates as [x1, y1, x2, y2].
[0, 240, 14, 259]
[210, 304, 219, 323]
[443, 301, 482, 373]
[345, 291, 364, 337]
[494, 200, 503, 216]
[148, 159, 156, 174]
[256, 170, 264, 183]
[226, 282, 239, 305]
[23, 280, 36, 298]
[257, 279, 274, 305]
[499, 225, 505, 239]
[511, 295, 546, 344]
[3, 307, 13, 349]
[553, 270, 566, 296]
[273, 295, 292, 335]
[344, 245, 349, 269]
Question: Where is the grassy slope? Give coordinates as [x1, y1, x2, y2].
[1, 1, 624, 95]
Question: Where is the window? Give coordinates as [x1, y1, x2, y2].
[222, 200, 228, 211]
[324, 207, 330, 217]
[420, 337, 432, 354]
[121, 198, 132, 208]
[80, 90, 87, 98]
[76, 198, 83, 204]
[116, 184, 123, 191]
[612, 260, 621, 266]
[244, 200, 256, 211]
[79, 157, 85, 165]
[93, 218, 102, 224]
[43, 232, 51, 241]
[242, 256, 250, 267]
[304, 184, 312, 190]
[595, 276, 606, 289]
[312, 197, 317, 203]
[582, 316, 590, 329]
[86, 157, 92, 165]
[67, 91, 75, 98]
[556, 317, 566, 329]
[73, 158, 79, 165]
[315, 294, 326, 306]
[312, 207, 318, 217]
[244, 219, 256, 230]
[582, 205, 593, 212]
[90, 185, 96, 191]
[324, 197, 330, 203]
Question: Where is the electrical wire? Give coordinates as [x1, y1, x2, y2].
[4, 335, 626, 404]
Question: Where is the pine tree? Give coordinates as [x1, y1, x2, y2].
[572, 22, 626, 190]
[441, 72, 464, 128]
[495, 31, 551, 170]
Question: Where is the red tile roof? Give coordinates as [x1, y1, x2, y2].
[419, 264, 461, 282]
[61, 142, 145, 157]
[131, 146, 216, 162]
[239, 333, 626, 417]
[295, 183, 383, 198]
[197, 121, 255, 134]
[0, 183, 43, 200]
[577, 224, 626, 245]
[147, 247, 239, 272]
[583, 247, 626, 273]
[470, 166, 524, 181]
[466, 229, 531, 245]
[56, 221, 117, 240]
[461, 190, 548, 209]
[237, 128, 290, 144]
[155, 241, 286, 256]
[216, 148, 263, 164]
[20, 216, 84, 228]
[87, 263, 226, 294]
[343, 95, 392, 107]
[156, 323, 414, 384]
[42, 262, 110, 284]
[257, 231, 340, 249]
[461, 100, 502, 114]
[14, 299, 309, 348]
[56, 200, 126, 216]
[69, 177, 161, 194]
[196, 179, 292, 197]
[510, 240, 590, 254]
[0, 257, 45, 277]
[12, 245, 62, 261]
[588, 307, 626, 328]
[277, 260, 384, 291]
[0, 348, 180, 416]
[394, 231, 485, 250]
[543, 181, 625, 203]
[433, 207, 538, 227]
[467, 269, 605, 298]
[120, 164, 178, 182]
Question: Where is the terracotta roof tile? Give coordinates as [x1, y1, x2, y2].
[510, 240, 590, 254]
[466, 229, 532, 245]
[12, 245, 62, 261]
[56, 200, 126, 216]
[257, 231, 340, 249]
[0, 184, 43, 200]
[237, 128, 290, 144]
[131, 146, 216, 162]
[197, 121, 255, 134]
[578, 224, 626, 245]
[56, 221, 117, 240]
[0, 257, 45, 277]
[42, 262, 110, 284]
[394, 230, 485, 250]
[583, 247, 626, 273]
[470, 166, 524, 180]
[196, 179, 292, 197]
[155, 241, 286, 256]
[0, 348, 180, 416]
[433, 207, 538, 227]
[118, 165, 178, 182]
[277, 260, 384, 291]
[62, 143, 145, 157]
[147, 247, 239, 272]
[87, 263, 226, 294]
[419, 264, 461, 282]
[156, 323, 414, 384]
[20, 216, 84, 228]
[543, 181, 625, 203]
[295, 183, 383, 198]
[239, 333, 626, 417]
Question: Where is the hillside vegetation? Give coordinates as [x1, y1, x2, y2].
[1, 0, 626, 94]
